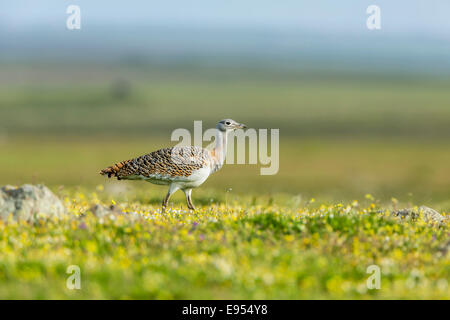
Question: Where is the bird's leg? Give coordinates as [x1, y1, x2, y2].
[184, 189, 196, 211]
[162, 192, 170, 213]
[162, 184, 179, 213]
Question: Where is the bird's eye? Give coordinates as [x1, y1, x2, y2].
[226, 121, 231, 125]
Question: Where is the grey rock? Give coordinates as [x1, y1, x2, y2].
[418, 206, 445, 223]
[392, 206, 445, 223]
[89, 204, 123, 217]
[0, 184, 65, 221]
[88, 204, 142, 222]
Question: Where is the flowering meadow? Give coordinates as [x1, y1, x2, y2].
[0, 188, 448, 299]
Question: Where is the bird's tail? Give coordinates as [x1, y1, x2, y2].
[99, 160, 130, 179]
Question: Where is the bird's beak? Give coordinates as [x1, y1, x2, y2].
[235, 123, 247, 129]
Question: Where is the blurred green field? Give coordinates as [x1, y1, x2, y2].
[1, 64, 450, 203]
[1, 136, 450, 206]
[1, 64, 450, 137]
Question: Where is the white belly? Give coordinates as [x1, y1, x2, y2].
[127, 167, 211, 189]
[174, 167, 211, 189]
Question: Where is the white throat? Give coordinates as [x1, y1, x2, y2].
[211, 129, 228, 173]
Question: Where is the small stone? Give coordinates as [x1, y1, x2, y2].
[418, 206, 445, 223]
[391, 206, 445, 224]
[90, 204, 123, 217]
[0, 184, 65, 221]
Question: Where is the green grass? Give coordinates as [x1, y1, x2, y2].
[0, 190, 448, 299]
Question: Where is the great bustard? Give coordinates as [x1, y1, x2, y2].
[100, 119, 246, 212]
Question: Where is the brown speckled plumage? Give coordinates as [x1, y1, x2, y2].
[100, 146, 211, 180]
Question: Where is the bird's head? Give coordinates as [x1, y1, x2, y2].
[217, 119, 247, 132]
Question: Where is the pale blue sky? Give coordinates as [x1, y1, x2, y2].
[2, 0, 450, 36]
[2, 1, 450, 74]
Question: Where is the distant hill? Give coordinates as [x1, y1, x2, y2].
[1, 25, 450, 76]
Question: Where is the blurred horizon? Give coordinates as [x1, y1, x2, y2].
[2, 1, 450, 75]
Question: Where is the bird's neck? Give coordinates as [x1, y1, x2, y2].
[211, 129, 228, 173]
